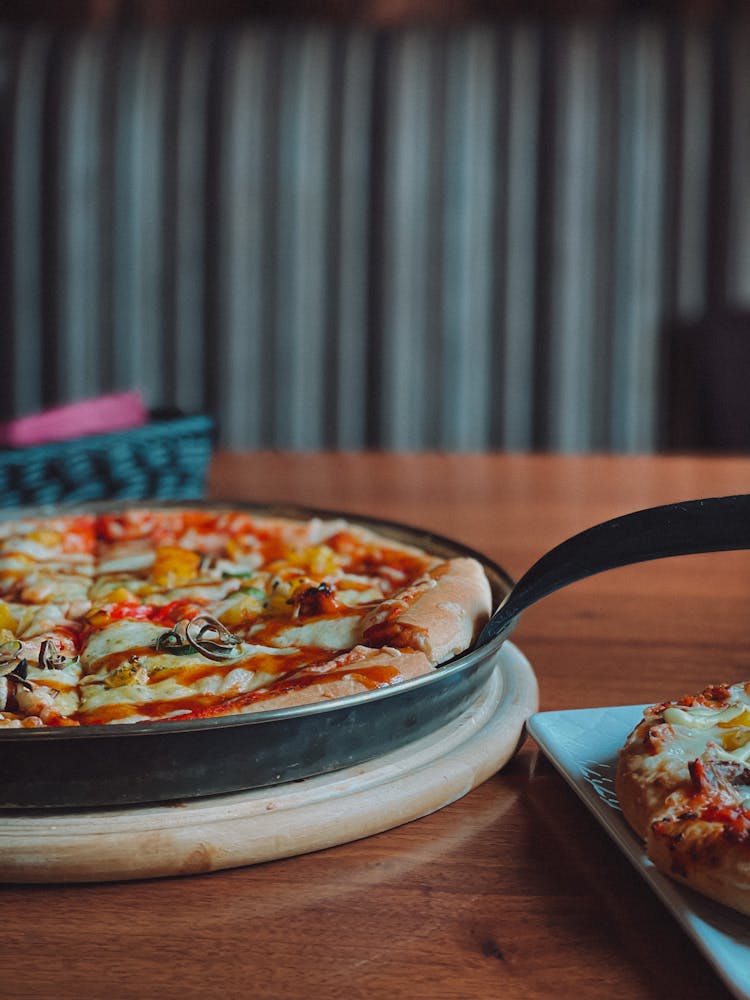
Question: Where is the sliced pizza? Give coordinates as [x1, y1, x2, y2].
[0, 508, 492, 728]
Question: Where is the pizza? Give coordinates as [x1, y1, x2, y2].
[616, 682, 750, 915]
[0, 507, 492, 728]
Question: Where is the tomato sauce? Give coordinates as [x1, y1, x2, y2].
[0, 508, 448, 727]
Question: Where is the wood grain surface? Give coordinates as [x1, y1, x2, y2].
[5, 451, 750, 999]
[0, 649, 536, 883]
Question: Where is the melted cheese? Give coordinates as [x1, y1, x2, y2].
[663, 704, 747, 728]
[10, 603, 74, 638]
[0, 507, 462, 726]
[79, 661, 278, 712]
[10, 571, 91, 604]
[258, 612, 364, 650]
[97, 552, 155, 574]
[81, 620, 166, 669]
[0, 538, 93, 566]
[22, 659, 81, 718]
[662, 686, 750, 765]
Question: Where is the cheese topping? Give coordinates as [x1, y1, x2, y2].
[663, 704, 748, 728]
[258, 613, 363, 650]
[661, 687, 750, 765]
[0, 508, 456, 727]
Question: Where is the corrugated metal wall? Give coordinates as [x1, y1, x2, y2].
[1, 15, 749, 452]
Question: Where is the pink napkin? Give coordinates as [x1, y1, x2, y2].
[0, 392, 149, 448]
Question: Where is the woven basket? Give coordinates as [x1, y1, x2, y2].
[0, 414, 214, 509]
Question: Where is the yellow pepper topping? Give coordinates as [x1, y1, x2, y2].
[151, 546, 201, 588]
[718, 707, 750, 750]
[104, 659, 149, 688]
[0, 602, 18, 634]
[85, 608, 112, 628]
[262, 577, 301, 616]
[218, 593, 263, 628]
[225, 538, 246, 560]
[27, 529, 62, 547]
[722, 728, 750, 751]
[287, 545, 340, 577]
[102, 586, 137, 605]
[717, 708, 750, 729]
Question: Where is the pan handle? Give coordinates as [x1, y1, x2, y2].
[479, 494, 750, 646]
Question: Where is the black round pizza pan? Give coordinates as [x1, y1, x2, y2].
[0, 501, 514, 808]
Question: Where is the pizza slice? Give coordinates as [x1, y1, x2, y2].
[75, 606, 333, 723]
[0, 515, 96, 606]
[204, 644, 434, 715]
[360, 558, 492, 663]
[0, 599, 85, 726]
[617, 681, 750, 915]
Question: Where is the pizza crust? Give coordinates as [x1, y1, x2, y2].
[647, 815, 750, 916]
[0, 509, 493, 725]
[616, 682, 750, 916]
[237, 646, 434, 713]
[361, 557, 492, 664]
[615, 717, 695, 839]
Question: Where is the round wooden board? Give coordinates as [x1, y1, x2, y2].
[0, 643, 537, 883]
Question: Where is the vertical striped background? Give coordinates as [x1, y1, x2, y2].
[1, 15, 748, 452]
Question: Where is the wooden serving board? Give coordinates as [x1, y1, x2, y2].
[0, 643, 537, 883]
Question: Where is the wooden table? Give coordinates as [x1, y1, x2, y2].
[6, 451, 750, 999]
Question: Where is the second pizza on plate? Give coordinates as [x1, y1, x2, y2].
[617, 681, 750, 916]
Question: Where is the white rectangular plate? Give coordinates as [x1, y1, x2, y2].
[527, 705, 750, 1000]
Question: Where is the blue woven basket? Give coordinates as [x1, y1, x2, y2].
[0, 414, 215, 509]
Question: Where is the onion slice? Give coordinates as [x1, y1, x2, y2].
[155, 615, 242, 662]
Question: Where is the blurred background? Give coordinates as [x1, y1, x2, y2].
[1, 0, 748, 454]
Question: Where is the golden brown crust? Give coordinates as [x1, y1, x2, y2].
[615, 717, 694, 840]
[0, 508, 492, 725]
[616, 685, 750, 915]
[360, 557, 492, 665]
[644, 750, 750, 914]
[646, 819, 750, 915]
[237, 646, 433, 713]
